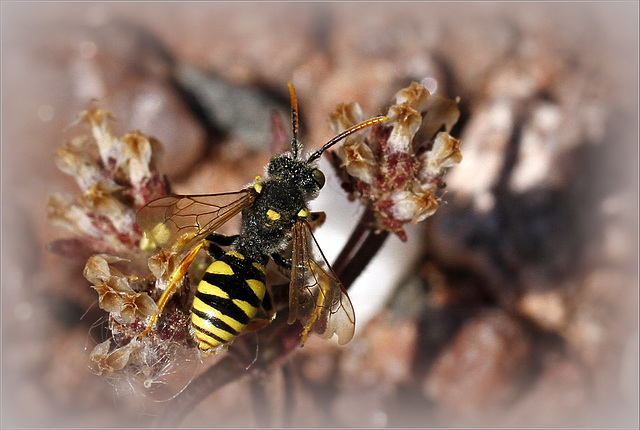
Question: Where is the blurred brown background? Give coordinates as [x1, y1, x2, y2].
[2, 2, 638, 428]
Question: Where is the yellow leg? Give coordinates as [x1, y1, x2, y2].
[300, 285, 328, 346]
[139, 243, 204, 338]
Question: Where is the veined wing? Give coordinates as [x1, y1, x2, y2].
[288, 220, 355, 346]
[136, 189, 256, 254]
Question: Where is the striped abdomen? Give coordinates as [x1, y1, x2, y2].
[190, 250, 266, 353]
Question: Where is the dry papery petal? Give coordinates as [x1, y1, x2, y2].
[120, 299, 138, 324]
[84, 254, 158, 321]
[386, 103, 423, 153]
[93, 283, 125, 313]
[90, 339, 137, 376]
[418, 94, 461, 141]
[330, 102, 377, 184]
[78, 108, 119, 168]
[390, 189, 440, 224]
[120, 292, 159, 323]
[47, 193, 103, 238]
[83, 254, 130, 284]
[55, 137, 102, 191]
[80, 180, 128, 218]
[329, 102, 365, 138]
[338, 140, 377, 184]
[133, 292, 159, 317]
[419, 132, 463, 182]
[119, 131, 155, 185]
[393, 81, 431, 112]
[147, 249, 179, 281]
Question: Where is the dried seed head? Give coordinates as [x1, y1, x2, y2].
[90, 339, 136, 376]
[49, 108, 203, 396]
[329, 81, 463, 240]
[393, 81, 431, 111]
[84, 254, 158, 322]
[47, 108, 169, 259]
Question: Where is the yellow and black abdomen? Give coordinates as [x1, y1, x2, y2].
[190, 250, 267, 353]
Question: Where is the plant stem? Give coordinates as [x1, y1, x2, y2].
[332, 208, 389, 289]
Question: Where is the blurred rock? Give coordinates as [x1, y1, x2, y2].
[423, 309, 532, 423]
[504, 352, 590, 427]
[331, 312, 418, 426]
[5, 16, 206, 193]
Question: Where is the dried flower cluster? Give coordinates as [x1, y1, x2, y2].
[84, 254, 158, 323]
[328, 81, 462, 240]
[47, 109, 169, 259]
[84, 248, 199, 398]
[45, 110, 198, 394]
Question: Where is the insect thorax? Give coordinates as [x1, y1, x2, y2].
[233, 156, 320, 262]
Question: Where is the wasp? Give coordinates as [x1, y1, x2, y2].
[136, 83, 388, 355]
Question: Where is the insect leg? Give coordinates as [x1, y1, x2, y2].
[300, 290, 328, 346]
[261, 288, 276, 320]
[205, 232, 239, 246]
[271, 252, 292, 270]
[205, 233, 239, 259]
[139, 242, 204, 338]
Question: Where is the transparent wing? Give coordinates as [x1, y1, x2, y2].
[288, 220, 355, 346]
[136, 189, 256, 254]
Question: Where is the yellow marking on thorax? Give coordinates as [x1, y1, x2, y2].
[297, 208, 309, 218]
[207, 260, 234, 275]
[253, 177, 263, 194]
[267, 209, 281, 221]
[226, 250, 245, 260]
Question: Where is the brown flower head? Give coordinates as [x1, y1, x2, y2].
[329, 81, 462, 241]
[47, 108, 169, 260]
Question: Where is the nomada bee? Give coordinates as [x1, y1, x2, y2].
[137, 83, 388, 355]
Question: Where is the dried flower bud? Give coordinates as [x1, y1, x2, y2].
[329, 102, 365, 139]
[418, 132, 463, 186]
[47, 193, 103, 239]
[119, 131, 156, 188]
[83, 254, 128, 284]
[81, 180, 128, 220]
[84, 254, 158, 322]
[330, 102, 378, 184]
[393, 81, 431, 112]
[55, 137, 102, 191]
[90, 339, 136, 376]
[47, 108, 169, 259]
[390, 189, 440, 224]
[148, 249, 179, 281]
[329, 81, 463, 240]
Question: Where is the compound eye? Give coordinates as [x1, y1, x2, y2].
[312, 169, 325, 189]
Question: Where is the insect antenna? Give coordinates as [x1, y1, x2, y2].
[287, 82, 302, 159]
[307, 115, 389, 163]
